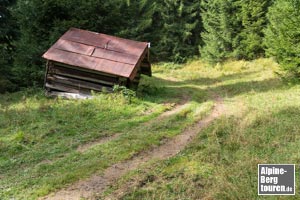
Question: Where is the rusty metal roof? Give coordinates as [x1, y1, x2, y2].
[42, 28, 148, 79]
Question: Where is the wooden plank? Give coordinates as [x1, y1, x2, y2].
[47, 75, 112, 91]
[43, 48, 135, 78]
[140, 57, 152, 76]
[52, 62, 119, 78]
[44, 61, 50, 89]
[92, 47, 139, 65]
[53, 39, 95, 56]
[54, 39, 141, 65]
[46, 80, 113, 93]
[47, 79, 112, 93]
[61, 28, 148, 55]
[46, 91, 93, 99]
[49, 64, 117, 85]
[45, 82, 88, 94]
[48, 70, 115, 86]
[128, 47, 148, 80]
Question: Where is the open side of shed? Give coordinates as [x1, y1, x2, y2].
[42, 28, 151, 96]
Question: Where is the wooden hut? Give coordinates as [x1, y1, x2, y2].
[42, 28, 151, 97]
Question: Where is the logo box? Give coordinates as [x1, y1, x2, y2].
[258, 164, 295, 195]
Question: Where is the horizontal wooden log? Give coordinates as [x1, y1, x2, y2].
[51, 61, 121, 78]
[46, 82, 89, 94]
[45, 81, 113, 94]
[46, 91, 93, 99]
[49, 70, 115, 87]
[48, 64, 118, 86]
[50, 62, 118, 80]
[47, 74, 112, 92]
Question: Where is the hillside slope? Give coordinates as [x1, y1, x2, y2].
[1, 58, 299, 199]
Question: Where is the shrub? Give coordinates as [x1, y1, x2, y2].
[113, 85, 136, 103]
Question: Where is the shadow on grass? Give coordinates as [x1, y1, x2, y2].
[0, 68, 293, 199]
[0, 70, 278, 108]
[139, 73, 285, 104]
[181, 106, 300, 199]
[0, 71, 285, 144]
[104, 104, 300, 200]
[175, 71, 260, 86]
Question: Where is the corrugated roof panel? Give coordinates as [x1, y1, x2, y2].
[42, 28, 148, 78]
[61, 28, 108, 49]
[54, 39, 95, 56]
[92, 48, 139, 65]
[107, 39, 145, 55]
[61, 28, 147, 54]
[43, 48, 135, 77]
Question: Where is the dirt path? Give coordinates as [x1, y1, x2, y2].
[77, 133, 121, 153]
[160, 95, 191, 117]
[77, 97, 190, 154]
[42, 97, 224, 200]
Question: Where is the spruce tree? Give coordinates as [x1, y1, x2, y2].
[120, 0, 202, 62]
[233, 0, 272, 60]
[158, 0, 202, 62]
[0, 0, 12, 70]
[264, 0, 300, 76]
[200, 0, 239, 63]
[12, 0, 127, 87]
[0, 0, 17, 92]
[121, 0, 202, 62]
[117, 0, 163, 61]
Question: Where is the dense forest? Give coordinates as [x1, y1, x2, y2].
[0, 0, 300, 92]
[1, 1, 300, 199]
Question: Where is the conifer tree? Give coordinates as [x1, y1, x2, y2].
[264, 0, 300, 76]
[0, 0, 17, 92]
[117, 0, 163, 61]
[200, 0, 239, 63]
[233, 0, 272, 60]
[120, 0, 202, 62]
[12, 0, 127, 87]
[158, 0, 202, 62]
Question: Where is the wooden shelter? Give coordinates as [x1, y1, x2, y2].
[42, 28, 151, 97]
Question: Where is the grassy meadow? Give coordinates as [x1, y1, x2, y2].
[1, 58, 300, 199]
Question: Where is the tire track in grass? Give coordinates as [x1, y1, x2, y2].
[42, 96, 224, 200]
[76, 133, 121, 153]
[76, 98, 190, 154]
[38, 99, 189, 165]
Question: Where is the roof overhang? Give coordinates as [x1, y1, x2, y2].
[42, 28, 149, 80]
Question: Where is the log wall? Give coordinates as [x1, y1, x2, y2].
[45, 62, 121, 94]
[45, 61, 144, 96]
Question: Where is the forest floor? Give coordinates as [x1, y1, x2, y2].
[1, 58, 300, 199]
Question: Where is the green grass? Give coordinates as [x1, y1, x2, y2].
[0, 61, 213, 199]
[1, 58, 299, 199]
[101, 58, 300, 200]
